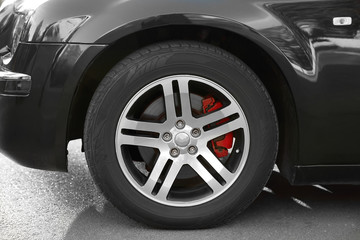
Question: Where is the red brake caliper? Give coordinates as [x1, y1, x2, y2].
[202, 97, 233, 158]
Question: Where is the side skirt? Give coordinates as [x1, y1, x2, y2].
[292, 165, 360, 185]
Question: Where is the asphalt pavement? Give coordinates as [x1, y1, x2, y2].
[1, 140, 360, 240]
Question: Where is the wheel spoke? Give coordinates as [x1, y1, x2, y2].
[161, 81, 177, 122]
[118, 134, 162, 148]
[177, 77, 192, 119]
[189, 160, 223, 193]
[142, 154, 169, 194]
[202, 117, 246, 142]
[196, 103, 238, 127]
[201, 149, 233, 182]
[156, 161, 183, 200]
[115, 74, 251, 207]
[120, 118, 164, 133]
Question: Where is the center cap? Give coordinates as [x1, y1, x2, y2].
[174, 132, 190, 147]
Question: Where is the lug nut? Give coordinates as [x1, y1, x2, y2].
[170, 148, 180, 157]
[162, 132, 172, 142]
[188, 146, 198, 155]
[191, 128, 201, 138]
[175, 119, 185, 129]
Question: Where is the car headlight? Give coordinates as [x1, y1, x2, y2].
[0, 0, 44, 64]
[14, 0, 49, 14]
[15, 0, 89, 43]
[2, 0, 88, 65]
[10, 12, 28, 57]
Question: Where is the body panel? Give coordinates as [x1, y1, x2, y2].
[0, 0, 360, 184]
[0, 42, 105, 171]
[266, 1, 360, 167]
[22, 0, 360, 166]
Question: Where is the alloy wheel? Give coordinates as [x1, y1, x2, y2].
[115, 75, 250, 207]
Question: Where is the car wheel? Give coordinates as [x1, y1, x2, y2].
[84, 41, 278, 229]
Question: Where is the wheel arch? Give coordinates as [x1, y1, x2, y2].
[68, 17, 299, 182]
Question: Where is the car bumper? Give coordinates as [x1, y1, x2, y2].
[0, 65, 31, 97]
[0, 42, 105, 171]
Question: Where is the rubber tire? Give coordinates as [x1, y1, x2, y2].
[84, 41, 278, 229]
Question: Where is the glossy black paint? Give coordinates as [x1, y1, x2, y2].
[266, 1, 360, 167]
[0, 0, 360, 184]
[0, 42, 105, 171]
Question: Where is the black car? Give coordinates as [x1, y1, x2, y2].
[0, 0, 359, 229]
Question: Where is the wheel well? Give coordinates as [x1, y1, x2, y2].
[68, 25, 298, 177]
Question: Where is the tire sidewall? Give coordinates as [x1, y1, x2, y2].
[85, 42, 278, 228]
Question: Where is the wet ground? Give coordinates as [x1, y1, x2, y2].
[1, 140, 360, 240]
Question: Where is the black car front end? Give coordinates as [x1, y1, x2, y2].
[0, 1, 105, 171]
